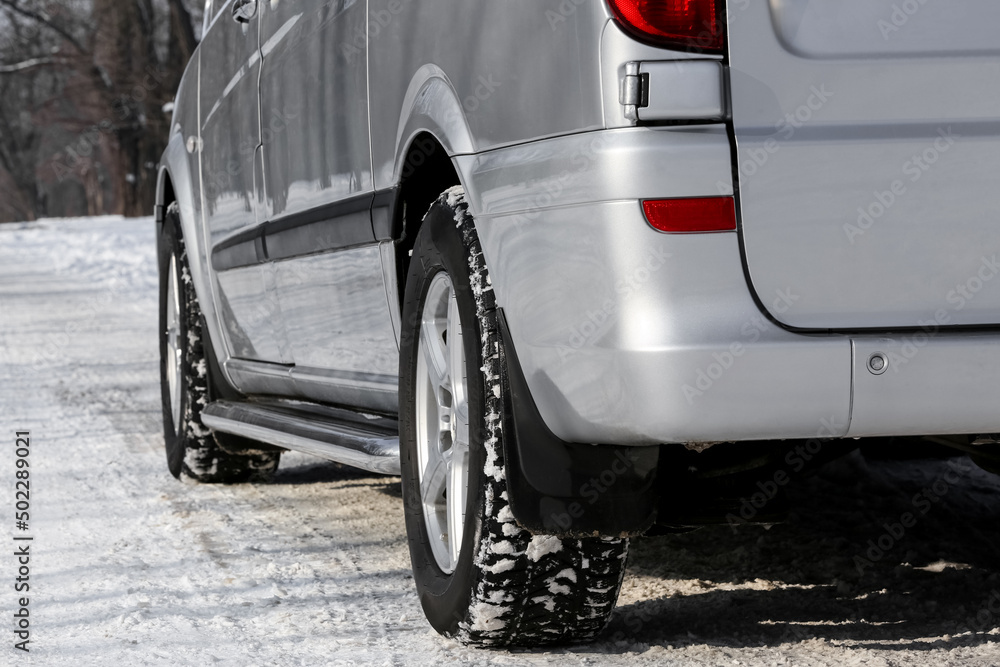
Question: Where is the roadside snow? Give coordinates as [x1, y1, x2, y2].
[1, 216, 999, 665]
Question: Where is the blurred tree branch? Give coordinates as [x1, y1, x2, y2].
[0, 0, 85, 53]
[0, 56, 57, 74]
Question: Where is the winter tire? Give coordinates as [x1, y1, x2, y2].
[158, 202, 280, 483]
[398, 187, 628, 647]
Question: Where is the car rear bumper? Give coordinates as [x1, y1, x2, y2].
[462, 127, 1000, 445]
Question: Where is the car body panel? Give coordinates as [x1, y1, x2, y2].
[215, 265, 288, 361]
[850, 333, 1000, 437]
[198, 5, 293, 364]
[199, 9, 262, 248]
[477, 197, 852, 444]
[769, 0, 1000, 59]
[273, 247, 398, 377]
[729, 0, 1000, 330]
[456, 126, 734, 217]
[258, 0, 373, 221]
[368, 0, 610, 188]
[250, 0, 397, 391]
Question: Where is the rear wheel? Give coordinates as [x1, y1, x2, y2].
[158, 203, 280, 483]
[399, 188, 628, 647]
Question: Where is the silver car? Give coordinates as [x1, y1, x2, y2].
[156, 0, 1000, 646]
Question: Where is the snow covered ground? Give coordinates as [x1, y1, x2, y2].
[1, 216, 999, 666]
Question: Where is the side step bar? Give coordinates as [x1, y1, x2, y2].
[201, 399, 401, 476]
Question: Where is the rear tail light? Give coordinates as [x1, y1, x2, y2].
[642, 197, 737, 233]
[606, 0, 725, 54]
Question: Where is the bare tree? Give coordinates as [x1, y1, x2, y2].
[0, 0, 200, 222]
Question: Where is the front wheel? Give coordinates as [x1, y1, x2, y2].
[158, 203, 280, 483]
[399, 188, 628, 647]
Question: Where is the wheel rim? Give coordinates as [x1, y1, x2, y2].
[415, 271, 470, 574]
[165, 254, 183, 433]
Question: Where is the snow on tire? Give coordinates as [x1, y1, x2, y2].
[158, 202, 280, 483]
[399, 187, 628, 647]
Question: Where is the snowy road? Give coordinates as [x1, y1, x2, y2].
[2, 217, 1000, 666]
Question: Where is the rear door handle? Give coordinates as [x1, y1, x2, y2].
[232, 0, 257, 23]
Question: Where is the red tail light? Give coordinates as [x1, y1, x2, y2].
[643, 197, 736, 233]
[606, 0, 725, 54]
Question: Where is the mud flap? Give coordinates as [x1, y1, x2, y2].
[497, 309, 659, 537]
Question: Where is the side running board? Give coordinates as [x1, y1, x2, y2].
[201, 399, 401, 476]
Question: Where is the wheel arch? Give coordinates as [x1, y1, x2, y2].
[155, 166, 176, 229]
[391, 131, 462, 308]
[156, 135, 200, 245]
[392, 64, 476, 165]
[157, 134, 233, 393]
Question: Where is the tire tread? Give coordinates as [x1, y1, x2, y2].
[161, 203, 279, 484]
[441, 188, 628, 647]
